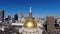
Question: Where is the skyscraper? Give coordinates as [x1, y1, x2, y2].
[0, 10, 4, 22]
[20, 12, 24, 18]
[18, 12, 26, 23]
[14, 13, 18, 21]
[8, 15, 11, 21]
[46, 16, 55, 33]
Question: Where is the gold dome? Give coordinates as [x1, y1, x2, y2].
[23, 6, 37, 28]
[23, 18, 37, 28]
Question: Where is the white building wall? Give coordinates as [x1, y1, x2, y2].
[22, 27, 42, 34]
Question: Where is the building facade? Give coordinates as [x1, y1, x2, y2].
[46, 16, 55, 33]
[0, 10, 4, 22]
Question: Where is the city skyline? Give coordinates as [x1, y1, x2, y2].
[0, 0, 60, 18]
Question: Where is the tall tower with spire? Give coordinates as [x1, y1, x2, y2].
[29, 6, 32, 18]
[22, 7, 39, 34]
[20, 12, 24, 18]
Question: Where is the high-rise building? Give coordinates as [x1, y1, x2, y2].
[20, 12, 24, 18]
[46, 16, 55, 32]
[14, 13, 18, 21]
[8, 15, 11, 21]
[0, 10, 4, 22]
[18, 12, 26, 23]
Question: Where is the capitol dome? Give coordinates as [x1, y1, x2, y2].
[23, 6, 37, 28]
[23, 18, 37, 28]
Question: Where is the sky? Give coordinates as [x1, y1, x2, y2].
[0, 0, 60, 18]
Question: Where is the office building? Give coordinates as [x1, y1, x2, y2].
[46, 16, 55, 33]
[0, 10, 4, 22]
